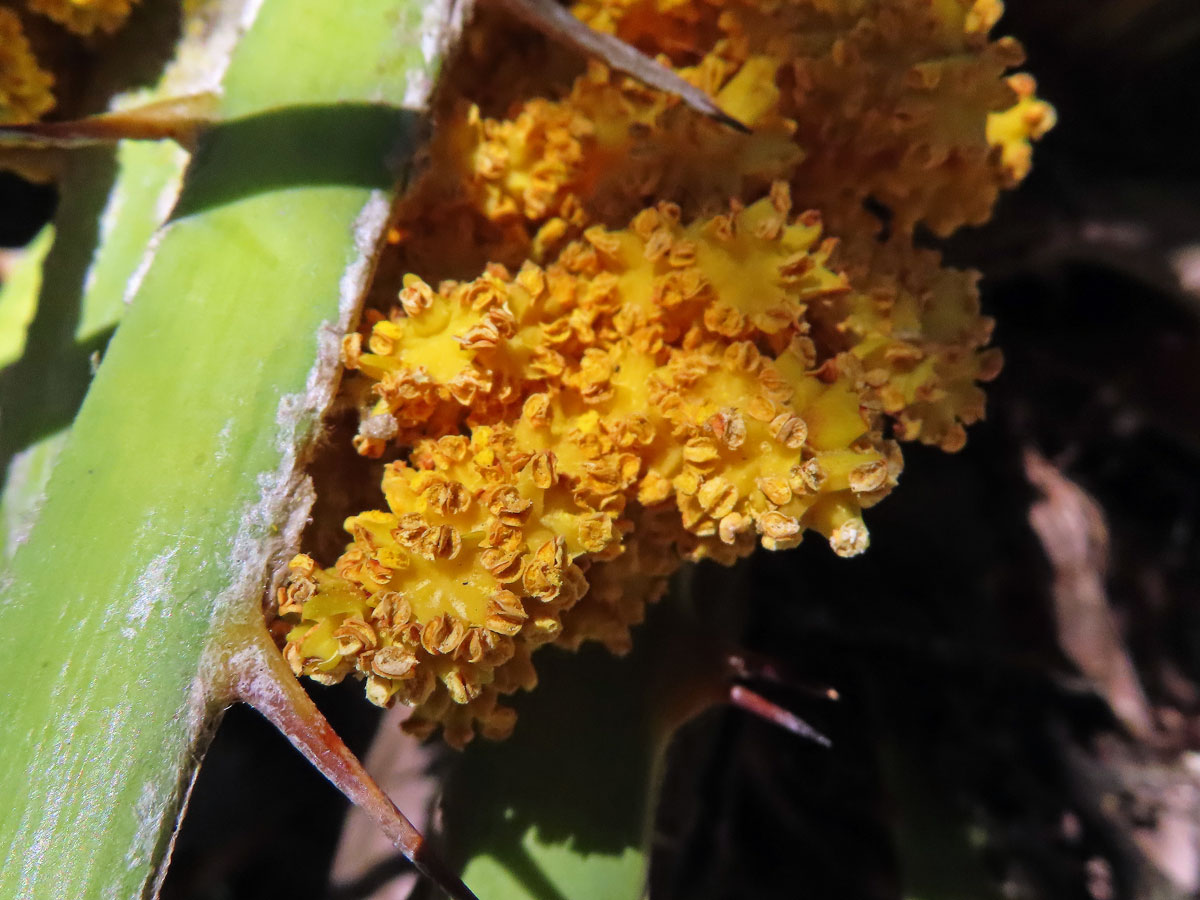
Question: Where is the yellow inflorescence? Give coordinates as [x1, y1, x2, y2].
[280, 0, 1051, 745]
[0, 8, 55, 124]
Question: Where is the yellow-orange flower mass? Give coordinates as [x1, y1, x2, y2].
[280, 0, 1053, 746]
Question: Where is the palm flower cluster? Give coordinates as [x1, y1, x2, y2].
[280, 0, 1053, 746]
[0, 0, 138, 123]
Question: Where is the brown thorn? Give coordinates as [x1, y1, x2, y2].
[220, 625, 480, 900]
[729, 684, 832, 748]
[726, 651, 841, 702]
[489, 0, 750, 133]
[0, 93, 216, 150]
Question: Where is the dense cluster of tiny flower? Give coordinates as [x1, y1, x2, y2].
[280, 0, 1052, 746]
[0, 0, 138, 123]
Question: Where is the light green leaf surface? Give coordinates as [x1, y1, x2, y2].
[74, 139, 191, 344]
[0, 1, 454, 897]
[0, 1, 202, 559]
[447, 639, 658, 900]
[0, 428, 68, 560]
[0, 224, 52, 369]
[0, 139, 189, 558]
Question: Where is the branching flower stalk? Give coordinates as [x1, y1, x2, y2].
[281, 0, 1054, 747]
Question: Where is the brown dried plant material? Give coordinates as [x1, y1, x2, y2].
[1025, 450, 1155, 742]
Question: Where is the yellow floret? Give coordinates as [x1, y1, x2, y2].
[986, 72, 1057, 186]
[558, 503, 683, 655]
[508, 336, 893, 560]
[0, 8, 55, 124]
[27, 0, 137, 35]
[282, 425, 613, 747]
[834, 229, 1003, 451]
[343, 264, 563, 451]
[656, 344, 897, 555]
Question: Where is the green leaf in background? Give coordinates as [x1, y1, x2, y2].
[444, 636, 662, 900]
[440, 572, 743, 900]
[0, 0, 200, 558]
[0, 140, 189, 558]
